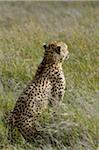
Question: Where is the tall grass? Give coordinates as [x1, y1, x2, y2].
[0, 1, 99, 150]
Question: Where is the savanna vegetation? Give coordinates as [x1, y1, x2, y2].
[0, 1, 99, 150]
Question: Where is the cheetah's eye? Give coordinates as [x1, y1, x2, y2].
[55, 46, 61, 54]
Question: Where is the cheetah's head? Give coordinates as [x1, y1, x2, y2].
[43, 41, 69, 63]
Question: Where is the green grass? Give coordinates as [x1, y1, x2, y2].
[0, 1, 99, 150]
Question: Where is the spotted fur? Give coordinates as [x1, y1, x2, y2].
[8, 41, 69, 142]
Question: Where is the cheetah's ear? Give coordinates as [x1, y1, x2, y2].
[43, 43, 48, 50]
[55, 46, 61, 54]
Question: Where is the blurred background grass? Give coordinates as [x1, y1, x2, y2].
[0, 1, 99, 150]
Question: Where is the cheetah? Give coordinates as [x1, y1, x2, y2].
[8, 41, 69, 143]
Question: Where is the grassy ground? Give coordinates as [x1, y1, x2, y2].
[0, 1, 99, 150]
